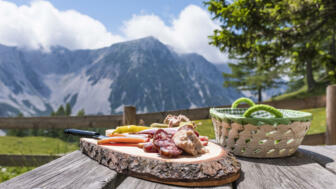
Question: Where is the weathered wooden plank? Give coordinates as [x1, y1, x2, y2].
[116, 176, 232, 189]
[0, 151, 119, 189]
[136, 106, 218, 124]
[301, 133, 325, 145]
[0, 154, 61, 166]
[236, 148, 336, 189]
[123, 106, 137, 125]
[0, 115, 122, 129]
[299, 145, 336, 174]
[326, 85, 336, 144]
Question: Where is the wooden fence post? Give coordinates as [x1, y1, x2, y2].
[123, 106, 136, 125]
[326, 85, 336, 145]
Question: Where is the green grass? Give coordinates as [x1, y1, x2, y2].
[270, 81, 327, 101]
[0, 166, 34, 183]
[195, 119, 215, 139]
[0, 136, 78, 155]
[302, 108, 326, 134]
[270, 85, 308, 101]
[196, 107, 326, 138]
[0, 136, 78, 183]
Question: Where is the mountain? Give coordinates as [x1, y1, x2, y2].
[214, 64, 231, 73]
[0, 37, 243, 116]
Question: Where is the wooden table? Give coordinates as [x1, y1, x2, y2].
[1, 145, 336, 189]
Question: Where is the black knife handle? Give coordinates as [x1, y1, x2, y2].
[64, 129, 100, 138]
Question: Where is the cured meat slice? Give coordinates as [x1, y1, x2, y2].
[143, 142, 158, 153]
[153, 129, 182, 158]
[160, 146, 183, 158]
[153, 129, 172, 148]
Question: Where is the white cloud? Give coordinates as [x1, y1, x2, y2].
[122, 5, 229, 63]
[0, 0, 123, 50]
[0, 1, 228, 63]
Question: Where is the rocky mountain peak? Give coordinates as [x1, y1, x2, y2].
[0, 37, 241, 116]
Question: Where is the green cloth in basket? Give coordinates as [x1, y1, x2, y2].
[210, 108, 312, 126]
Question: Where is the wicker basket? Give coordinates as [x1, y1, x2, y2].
[210, 100, 312, 158]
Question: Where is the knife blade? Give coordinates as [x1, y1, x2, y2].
[64, 129, 110, 140]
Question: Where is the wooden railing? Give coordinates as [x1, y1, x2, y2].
[0, 95, 326, 129]
[0, 85, 335, 166]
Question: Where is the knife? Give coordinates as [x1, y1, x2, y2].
[64, 129, 110, 139]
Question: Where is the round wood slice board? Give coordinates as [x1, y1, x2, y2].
[80, 138, 241, 187]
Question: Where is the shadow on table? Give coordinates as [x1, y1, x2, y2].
[233, 171, 245, 188]
[235, 149, 334, 167]
[297, 148, 334, 167]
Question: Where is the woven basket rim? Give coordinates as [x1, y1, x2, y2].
[210, 108, 312, 125]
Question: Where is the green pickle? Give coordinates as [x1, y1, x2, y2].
[150, 123, 169, 128]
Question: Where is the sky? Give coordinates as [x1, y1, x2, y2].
[0, 0, 229, 63]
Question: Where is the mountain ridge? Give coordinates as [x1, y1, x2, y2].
[0, 36, 242, 116]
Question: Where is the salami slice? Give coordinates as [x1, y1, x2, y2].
[159, 146, 182, 158]
[153, 129, 171, 148]
[143, 142, 158, 153]
[153, 129, 182, 158]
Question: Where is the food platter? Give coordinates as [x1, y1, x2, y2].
[80, 138, 241, 187]
[65, 114, 241, 186]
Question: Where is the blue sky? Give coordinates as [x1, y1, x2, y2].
[7, 0, 205, 34]
[0, 0, 228, 63]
